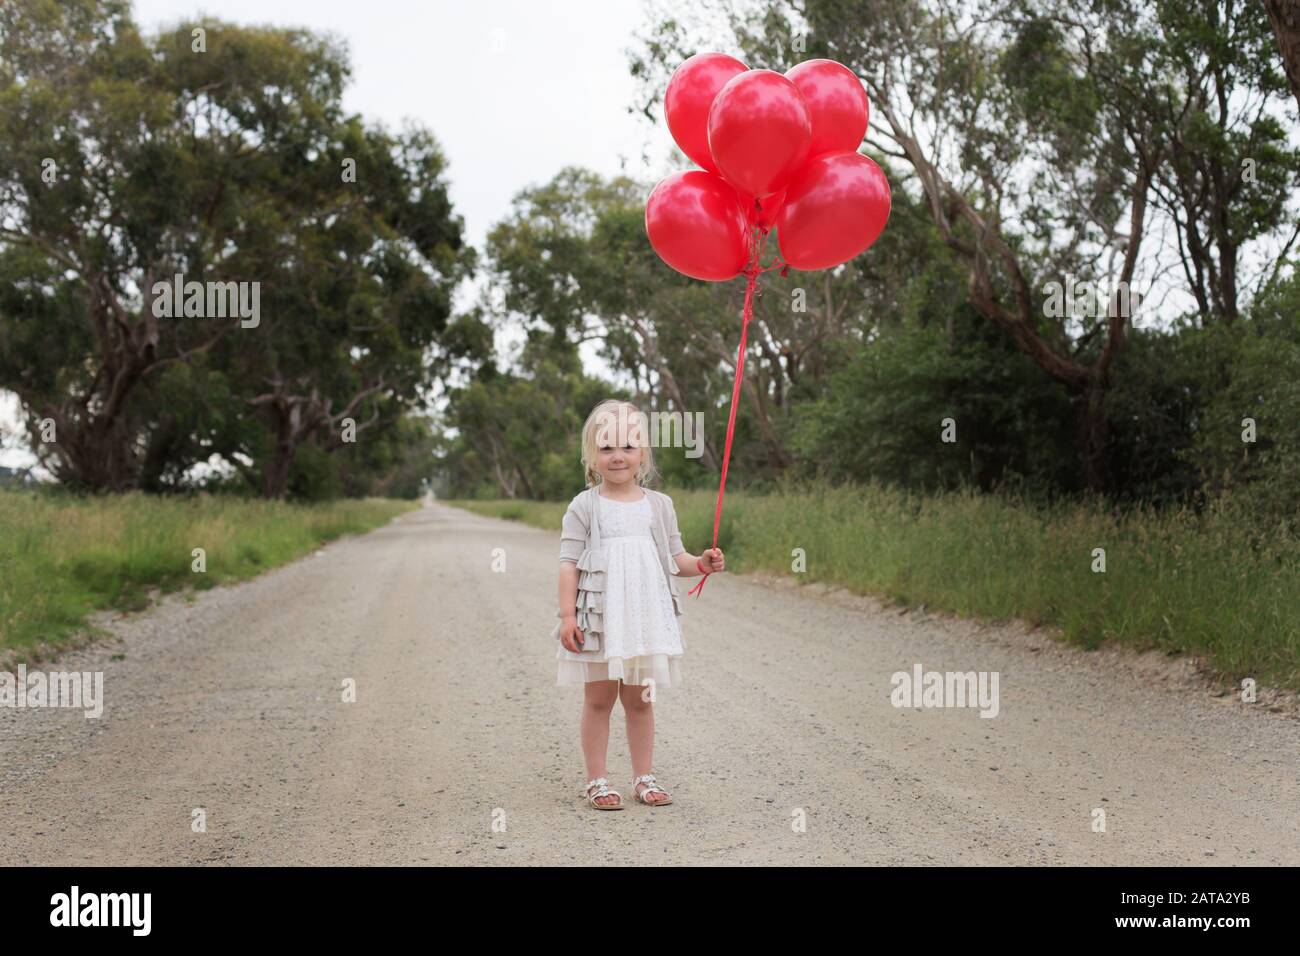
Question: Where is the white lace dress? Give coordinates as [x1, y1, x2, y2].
[556, 491, 685, 688]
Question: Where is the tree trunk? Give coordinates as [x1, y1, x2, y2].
[261, 421, 297, 499]
[39, 405, 141, 492]
[1265, 0, 1300, 116]
[1075, 379, 1111, 494]
[261, 447, 294, 499]
[250, 378, 390, 498]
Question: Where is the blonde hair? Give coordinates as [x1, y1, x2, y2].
[580, 399, 659, 489]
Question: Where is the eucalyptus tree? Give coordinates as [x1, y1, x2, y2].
[631, 0, 1300, 491]
[0, 1, 469, 494]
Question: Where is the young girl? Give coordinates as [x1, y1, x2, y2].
[556, 399, 724, 810]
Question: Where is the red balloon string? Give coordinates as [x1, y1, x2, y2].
[688, 227, 781, 598]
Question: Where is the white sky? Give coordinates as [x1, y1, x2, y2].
[132, 0, 665, 250]
[1, 0, 674, 469]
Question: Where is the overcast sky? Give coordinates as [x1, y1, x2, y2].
[2, 0, 678, 468]
[134, 0, 667, 249]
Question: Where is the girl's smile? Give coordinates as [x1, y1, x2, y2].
[598, 448, 640, 493]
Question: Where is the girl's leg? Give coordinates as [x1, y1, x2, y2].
[619, 680, 669, 803]
[581, 679, 620, 806]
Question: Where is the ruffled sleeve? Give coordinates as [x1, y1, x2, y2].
[574, 549, 607, 642]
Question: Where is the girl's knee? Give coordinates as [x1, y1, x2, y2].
[583, 681, 619, 711]
[619, 683, 653, 710]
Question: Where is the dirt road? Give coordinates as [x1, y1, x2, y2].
[2, 501, 1297, 865]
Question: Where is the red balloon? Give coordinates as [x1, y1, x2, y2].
[785, 59, 870, 158]
[664, 53, 749, 175]
[707, 70, 811, 198]
[776, 152, 891, 270]
[645, 170, 752, 281]
[741, 188, 786, 231]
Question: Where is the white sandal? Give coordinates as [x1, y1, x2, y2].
[580, 777, 624, 810]
[631, 773, 673, 806]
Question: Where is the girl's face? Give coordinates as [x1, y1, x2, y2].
[593, 413, 646, 487]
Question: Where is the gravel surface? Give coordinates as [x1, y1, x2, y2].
[2, 500, 1297, 865]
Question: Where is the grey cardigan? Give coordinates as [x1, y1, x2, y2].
[554, 485, 687, 653]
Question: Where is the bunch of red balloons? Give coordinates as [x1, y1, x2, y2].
[645, 54, 891, 280]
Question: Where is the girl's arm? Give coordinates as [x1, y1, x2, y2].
[558, 560, 579, 620]
[673, 551, 704, 577]
[672, 550, 724, 576]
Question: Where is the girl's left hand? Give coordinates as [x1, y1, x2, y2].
[701, 548, 725, 573]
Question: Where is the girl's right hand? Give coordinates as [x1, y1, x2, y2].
[559, 616, 585, 653]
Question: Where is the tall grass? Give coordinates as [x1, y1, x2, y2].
[453, 481, 1300, 690]
[0, 490, 416, 660]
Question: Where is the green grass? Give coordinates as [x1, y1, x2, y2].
[0, 490, 417, 663]
[450, 481, 1300, 691]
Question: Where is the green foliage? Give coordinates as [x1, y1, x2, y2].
[0, 1, 470, 495]
[333, 414, 438, 499]
[789, 312, 1076, 498]
[1181, 272, 1300, 529]
[1100, 326, 1205, 506]
[287, 442, 344, 502]
[437, 354, 617, 500]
